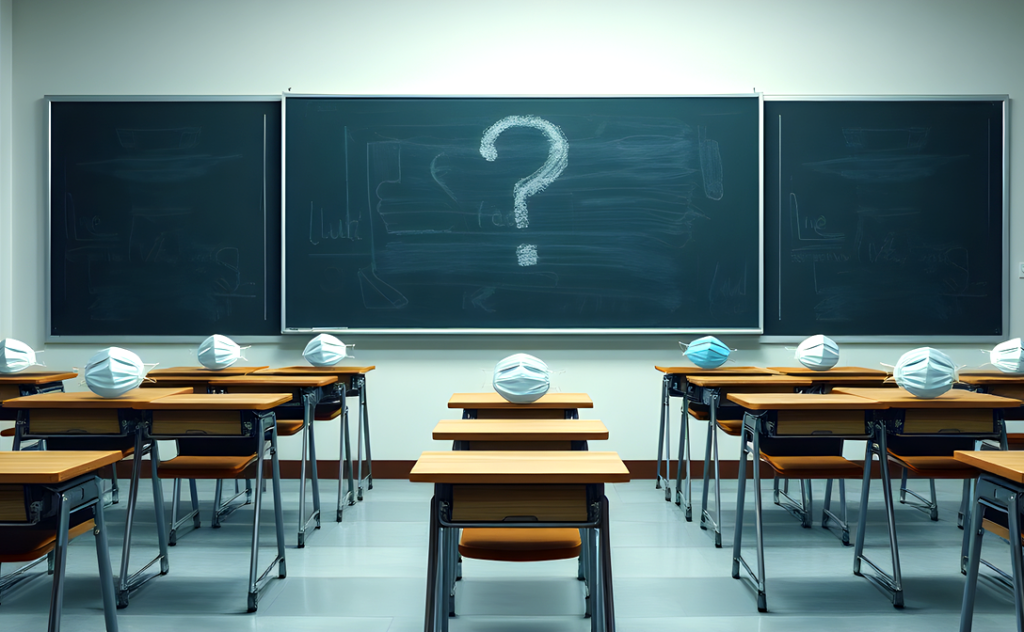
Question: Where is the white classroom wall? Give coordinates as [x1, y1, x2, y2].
[1, 0, 1022, 462]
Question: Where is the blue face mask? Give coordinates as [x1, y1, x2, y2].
[84, 347, 146, 398]
[796, 334, 840, 371]
[681, 336, 730, 369]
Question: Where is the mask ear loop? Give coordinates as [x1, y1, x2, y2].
[30, 348, 47, 368]
[343, 344, 355, 360]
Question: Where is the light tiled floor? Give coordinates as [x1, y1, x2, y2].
[0, 477, 1017, 631]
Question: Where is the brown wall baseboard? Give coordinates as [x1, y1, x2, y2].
[112, 459, 906, 480]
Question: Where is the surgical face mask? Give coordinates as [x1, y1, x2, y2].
[493, 353, 551, 404]
[795, 335, 840, 371]
[681, 336, 730, 369]
[303, 334, 348, 367]
[990, 338, 1024, 375]
[84, 347, 147, 398]
[197, 334, 242, 370]
[0, 339, 40, 374]
[893, 347, 958, 399]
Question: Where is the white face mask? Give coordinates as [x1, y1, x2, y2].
[0, 339, 40, 374]
[197, 334, 242, 370]
[893, 347, 958, 399]
[84, 347, 147, 398]
[493, 353, 551, 404]
[303, 334, 348, 367]
[990, 338, 1024, 375]
[795, 335, 840, 371]
[681, 336, 730, 369]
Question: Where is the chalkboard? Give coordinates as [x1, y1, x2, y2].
[284, 96, 761, 332]
[764, 98, 1006, 339]
[48, 98, 281, 339]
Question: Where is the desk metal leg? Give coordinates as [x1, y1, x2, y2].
[297, 391, 322, 547]
[599, 496, 615, 632]
[959, 478, 985, 632]
[47, 492, 71, 632]
[853, 432, 904, 607]
[92, 478, 119, 632]
[117, 435, 168, 608]
[337, 386, 356, 521]
[1009, 493, 1024, 630]
[424, 496, 440, 632]
[656, 376, 669, 492]
[674, 398, 692, 520]
[732, 421, 767, 611]
[247, 427, 287, 612]
[356, 377, 373, 500]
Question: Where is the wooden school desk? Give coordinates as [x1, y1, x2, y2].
[653, 366, 781, 504]
[0, 450, 123, 632]
[724, 392, 887, 612]
[0, 371, 79, 437]
[767, 366, 891, 390]
[256, 365, 376, 506]
[208, 374, 337, 545]
[2, 387, 190, 607]
[431, 417, 609, 617]
[135, 393, 290, 612]
[448, 392, 593, 420]
[834, 387, 1020, 607]
[955, 450, 1024, 632]
[147, 366, 270, 377]
[672, 374, 813, 547]
[433, 419, 609, 450]
[410, 450, 630, 632]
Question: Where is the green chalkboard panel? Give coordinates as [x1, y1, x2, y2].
[284, 96, 761, 332]
[48, 98, 281, 338]
[764, 98, 1006, 338]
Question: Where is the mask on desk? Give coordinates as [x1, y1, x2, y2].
[681, 336, 730, 369]
[795, 335, 840, 371]
[197, 334, 243, 370]
[990, 338, 1024, 374]
[84, 347, 147, 398]
[0, 338, 41, 373]
[493, 353, 550, 404]
[303, 334, 348, 367]
[893, 347, 958, 399]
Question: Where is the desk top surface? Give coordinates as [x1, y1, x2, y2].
[207, 374, 337, 387]
[0, 450, 123, 484]
[0, 371, 79, 385]
[409, 450, 630, 484]
[654, 366, 779, 376]
[448, 392, 594, 409]
[958, 374, 1024, 385]
[766, 366, 890, 379]
[432, 419, 609, 441]
[833, 387, 1022, 409]
[146, 375, 222, 384]
[137, 393, 293, 410]
[953, 450, 1024, 484]
[2, 387, 192, 409]
[726, 392, 890, 410]
[684, 374, 813, 387]
[148, 366, 269, 376]
[254, 366, 375, 376]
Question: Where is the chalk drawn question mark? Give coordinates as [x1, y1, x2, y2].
[480, 115, 568, 267]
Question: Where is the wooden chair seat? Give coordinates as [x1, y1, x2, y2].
[687, 406, 710, 421]
[760, 453, 863, 479]
[276, 419, 304, 437]
[716, 418, 744, 436]
[458, 527, 582, 562]
[0, 427, 14, 438]
[157, 455, 257, 479]
[1007, 433, 1024, 449]
[886, 452, 977, 479]
[0, 517, 95, 563]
